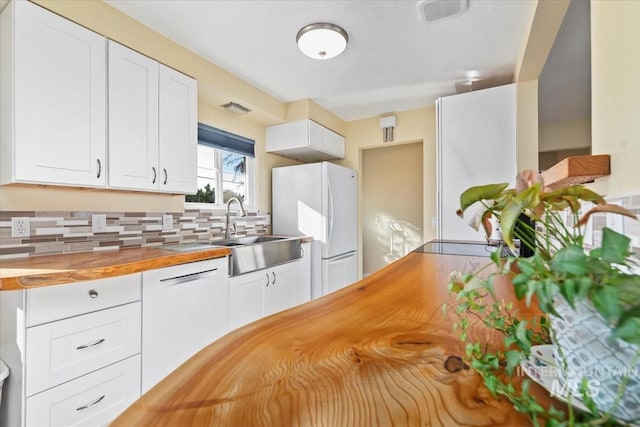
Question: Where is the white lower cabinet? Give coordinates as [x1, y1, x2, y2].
[228, 272, 264, 329]
[25, 302, 141, 397]
[0, 251, 313, 426]
[0, 275, 142, 427]
[25, 355, 140, 427]
[141, 258, 229, 393]
[229, 261, 301, 330]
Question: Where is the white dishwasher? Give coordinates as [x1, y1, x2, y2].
[141, 257, 229, 393]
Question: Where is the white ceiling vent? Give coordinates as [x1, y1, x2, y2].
[417, 0, 469, 23]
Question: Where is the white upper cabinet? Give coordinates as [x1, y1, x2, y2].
[108, 43, 196, 194]
[107, 41, 159, 191]
[0, 0, 106, 187]
[266, 119, 345, 162]
[158, 64, 198, 194]
[0, 2, 197, 194]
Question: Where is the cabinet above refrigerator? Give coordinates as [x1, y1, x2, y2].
[266, 119, 345, 162]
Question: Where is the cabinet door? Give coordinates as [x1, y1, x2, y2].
[13, 0, 106, 187]
[25, 355, 140, 427]
[229, 271, 266, 330]
[108, 41, 159, 191]
[264, 262, 301, 317]
[308, 120, 345, 159]
[158, 64, 197, 194]
[299, 242, 311, 303]
[142, 259, 228, 393]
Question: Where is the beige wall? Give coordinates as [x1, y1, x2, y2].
[590, 0, 640, 196]
[539, 119, 591, 152]
[362, 142, 423, 276]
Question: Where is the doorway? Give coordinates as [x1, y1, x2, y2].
[362, 142, 423, 277]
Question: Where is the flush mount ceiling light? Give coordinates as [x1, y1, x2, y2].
[221, 102, 251, 115]
[296, 23, 348, 60]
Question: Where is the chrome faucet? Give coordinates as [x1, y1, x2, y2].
[225, 197, 247, 239]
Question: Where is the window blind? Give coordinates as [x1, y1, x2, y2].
[197, 123, 255, 158]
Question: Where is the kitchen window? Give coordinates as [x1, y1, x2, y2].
[186, 123, 255, 208]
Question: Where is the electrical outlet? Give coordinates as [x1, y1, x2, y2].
[92, 214, 107, 233]
[162, 214, 173, 230]
[11, 217, 30, 238]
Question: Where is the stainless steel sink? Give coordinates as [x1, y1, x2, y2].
[158, 236, 302, 276]
[223, 236, 302, 276]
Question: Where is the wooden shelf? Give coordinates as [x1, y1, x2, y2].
[542, 154, 610, 190]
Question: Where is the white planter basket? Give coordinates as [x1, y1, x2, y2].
[551, 297, 640, 421]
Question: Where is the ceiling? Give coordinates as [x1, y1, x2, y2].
[104, 0, 537, 122]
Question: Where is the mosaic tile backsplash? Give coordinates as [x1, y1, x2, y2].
[590, 193, 640, 257]
[1, 192, 638, 260]
[0, 209, 270, 259]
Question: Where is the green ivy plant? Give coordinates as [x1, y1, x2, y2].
[446, 170, 640, 426]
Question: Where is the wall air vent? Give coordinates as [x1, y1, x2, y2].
[417, 0, 469, 23]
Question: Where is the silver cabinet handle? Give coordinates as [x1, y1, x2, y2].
[160, 268, 218, 287]
[76, 338, 105, 350]
[163, 168, 168, 185]
[152, 166, 157, 184]
[76, 395, 105, 411]
[265, 273, 270, 287]
[271, 271, 276, 285]
[96, 159, 102, 179]
[88, 289, 99, 298]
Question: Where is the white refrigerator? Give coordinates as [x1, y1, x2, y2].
[436, 83, 518, 241]
[272, 162, 357, 299]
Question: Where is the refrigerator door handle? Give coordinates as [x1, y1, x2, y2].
[327, 177, 335, 244]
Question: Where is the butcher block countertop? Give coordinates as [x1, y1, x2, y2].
[112, 252, 554, 426]
[0, 246, 230, 290]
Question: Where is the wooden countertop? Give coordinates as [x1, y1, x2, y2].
[112, 252, 554, 426]
[0, 246, 230, 290]
[0, 236, 314, 290]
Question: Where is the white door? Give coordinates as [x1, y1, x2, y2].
[13, 0, 106, 187]
[323, 162, 357, 258]
[158, 64, 197, 194]
[229, 270, 266, 330]
[322, 252, 357, 295]
[264, 262, 300, 317]
[437, 84, 517, 241]
[108, 41, 159, 191]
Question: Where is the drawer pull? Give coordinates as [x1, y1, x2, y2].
[76, 395, 105, 411]
[76, 338, 106, 350]
[88, 289, 99, 298]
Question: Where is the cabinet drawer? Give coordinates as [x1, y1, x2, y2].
[26, 273, 141, 326]
[25, 355, 140, 427]
[26, 302, 141, 396]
